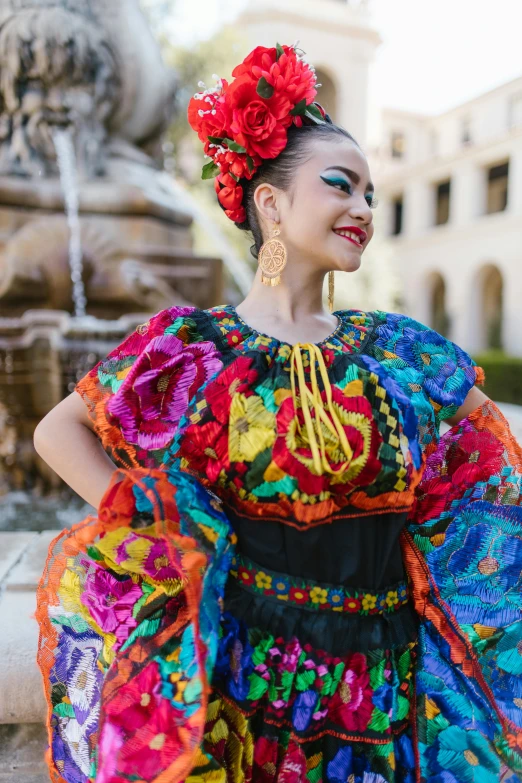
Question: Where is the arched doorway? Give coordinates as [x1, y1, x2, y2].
[314, 68, 338, 121]
[428, 272, 450, 337]
[479, 264, 504, 350]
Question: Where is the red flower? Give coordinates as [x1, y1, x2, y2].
[214, 171, 244, 211]
[117, 696, 184, 780]
[232, 45, 281, 79]
[343, 597, 362, 613]
[225, 75, 292, 160]
[289, 586, 309, 604]
[447, 429, 504, 487]
[277, 739, 307, 783]
[254, 736, 279, 783]
[205, 356, 258, 424]
[273, 389, 382, 496]
[189, 44, 322, 225]
[232, 45, 317, 109]
[412, 475, 457, 522]
[179, 419, 229, 483]
[103, 660, 162, 730]
[218, 150, 262, 180]
[178, 357, 259, 481]
[225, 328, 244, 348]
[187, 83, 231, 144]
[329, 653, 373, 733]
[238, 568, 255, 586]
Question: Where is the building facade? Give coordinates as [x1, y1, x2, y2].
[236, 1, 522, 357]
[372, 78, 522, 357]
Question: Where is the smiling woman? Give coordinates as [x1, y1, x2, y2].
[33, 40, 522, 783]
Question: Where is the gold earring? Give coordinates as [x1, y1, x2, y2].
[328, 271, 335, 313]
[258, 224, 287, 286]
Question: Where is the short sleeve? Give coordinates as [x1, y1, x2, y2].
[370, 312, 484, 425]
[75, 306, 223, 468]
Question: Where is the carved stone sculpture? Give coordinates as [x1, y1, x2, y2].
[0, 0, 223, 493]
[0, 0, 222, 318]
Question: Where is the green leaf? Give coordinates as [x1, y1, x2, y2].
[247, 673, 269, 700]
[256, 77, 275, 99]
[276, 43, 285, 60]
[207, 135, 224, 145]
[222, 138, 247, 154]
[201, 161, 220, 180]
[290, 99, 308, 116]
[305, 103, 325, 122]
[246, 155, 255, 173]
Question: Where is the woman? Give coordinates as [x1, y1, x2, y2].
[34, 43, 522, 783]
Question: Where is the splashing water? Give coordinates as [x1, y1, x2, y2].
[54, 130, 87, 318]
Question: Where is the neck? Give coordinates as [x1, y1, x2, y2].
[238, 266, 330, 324]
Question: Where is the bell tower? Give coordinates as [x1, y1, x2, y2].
[237, 0, 381, 146]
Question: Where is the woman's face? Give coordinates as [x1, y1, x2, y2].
[270, 136, 376, 274]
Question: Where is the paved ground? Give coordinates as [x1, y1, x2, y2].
[0, 725, 48, 782]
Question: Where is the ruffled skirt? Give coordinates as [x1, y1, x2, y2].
[193, 552, 420, 783]
[36, 430, 522, 783]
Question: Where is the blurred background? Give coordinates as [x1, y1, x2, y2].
[0, 0, 521, 770]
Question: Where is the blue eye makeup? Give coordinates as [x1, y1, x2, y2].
[320, 174, 378, 209]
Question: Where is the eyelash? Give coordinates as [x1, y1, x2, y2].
[321, 176, 379, 209]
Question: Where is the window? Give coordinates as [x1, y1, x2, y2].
[391, 196, 403, 235]
[429, 273, 450, 337]
[508, 92, 522, 130]
[391, 131, 405, 160]
[486, 161, 509, 214]
[461, 117, 472, 146]
[435, 180, 451, 225]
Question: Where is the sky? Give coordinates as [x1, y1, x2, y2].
[161, 0, 522, 116]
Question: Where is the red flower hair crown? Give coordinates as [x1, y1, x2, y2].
[187, 43, 327, 224]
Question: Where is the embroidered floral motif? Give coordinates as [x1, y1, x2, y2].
[106, 335, 222, 452]
[39, 304, 522, 783]
[230, 553, 410, 616]
[212, 612, 415, 742]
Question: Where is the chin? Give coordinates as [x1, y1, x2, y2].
[336, 254, 363, 273]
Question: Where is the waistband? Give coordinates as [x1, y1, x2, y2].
[229, 552, 410, 616]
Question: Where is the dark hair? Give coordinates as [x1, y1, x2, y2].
[233, 119, 360, 259]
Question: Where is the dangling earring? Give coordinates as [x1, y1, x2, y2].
[328, 271, 335, 313]
[258, 224, 287, 286]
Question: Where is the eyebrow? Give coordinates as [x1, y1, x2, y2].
[324, 166, 374, 192]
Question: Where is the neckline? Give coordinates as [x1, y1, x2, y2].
[230, 306, 345, 349]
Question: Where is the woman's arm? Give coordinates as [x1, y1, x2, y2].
[33, 391, 118, 509]
[445, 385, 490, 427]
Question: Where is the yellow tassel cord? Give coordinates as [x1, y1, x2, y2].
[290, 343, 354, 475]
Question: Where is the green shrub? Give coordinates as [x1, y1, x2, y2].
[473, 351, 522, 405]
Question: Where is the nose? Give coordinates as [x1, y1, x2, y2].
[348, 194, 373, 226]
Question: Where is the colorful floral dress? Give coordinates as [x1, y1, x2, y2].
[36, 305, 522, 783]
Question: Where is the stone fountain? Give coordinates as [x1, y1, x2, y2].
[0, 0, 224, 506]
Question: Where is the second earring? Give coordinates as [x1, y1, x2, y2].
[258, 225, 287, 286]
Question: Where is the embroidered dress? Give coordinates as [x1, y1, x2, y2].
[36, 305, 522, 783]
